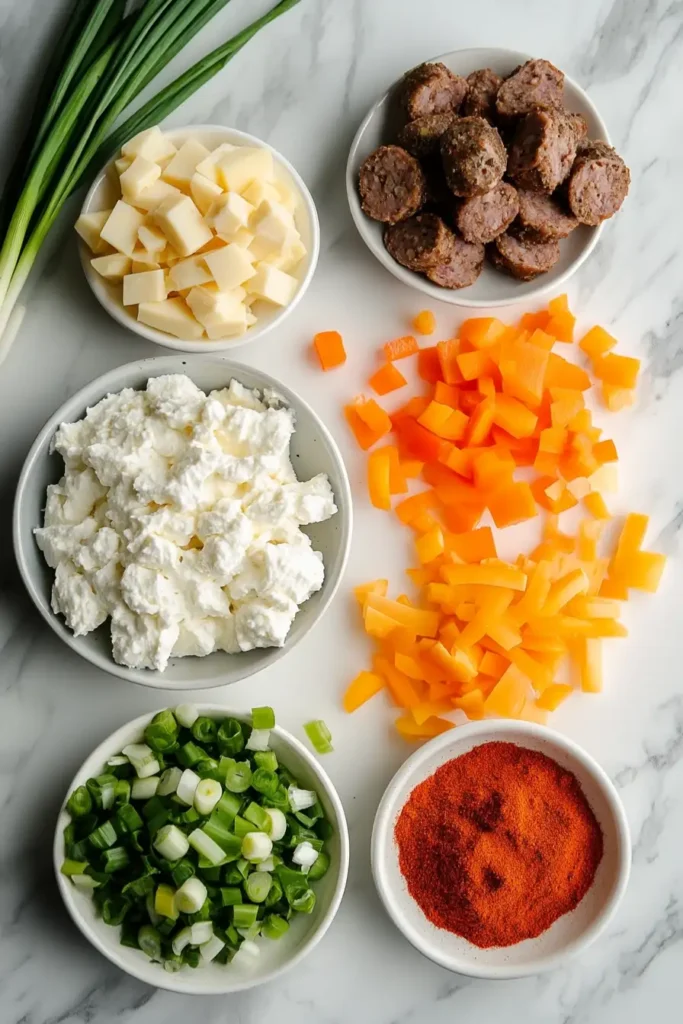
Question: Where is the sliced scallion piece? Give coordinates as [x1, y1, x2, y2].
[304, 720, 334, 754]
[251, 706, 275, 730]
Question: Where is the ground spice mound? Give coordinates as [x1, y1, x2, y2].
[394, 741, 604, 947]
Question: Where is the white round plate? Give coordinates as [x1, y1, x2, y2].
[371, 720, 630, 978]
[80, 125, 320, 351]
[346, 48, 610, 308]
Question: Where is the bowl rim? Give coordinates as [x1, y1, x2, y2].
[371, 718, 631, 979]
[13, 354, 353, 689]
[346, 46, 610, 309]
[53, 704, 350, 994]
[80, 123, 320, 352]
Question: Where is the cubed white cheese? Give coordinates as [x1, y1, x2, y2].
[75, 210, 113, 254]
[246, 264, 298, 306]
[162, 139, 211, 191]
[275, 180, 297, 211]
[204, 243, 256, 292]
[114, 157, 132, 177]
[153, 195, 213, 257]
[187, 286, 249, 339]
[121, 126, 177, 163]
[131, 248, 161, 272]
[90, 253, 131, 281]
[208, 192, 254, 240]
[122, 269, 167, 306]
[138, 222, 167, 254]
[99, 201, 145, 256]
[130, 180, 182, 213]
[168, 255, 213, 291]
[263, 236, 307, 273]
[217, 147, 274, 192]
[161, 244, 181, 265]
[137, 297, 204, 339]
[120, 156, 161, 201]
[190, 172, 223, 215]
[195, 143, 236, 184]
[231, 227, 255, 248]
[241, 179, 281, 208]
[249, 200, 297, 260]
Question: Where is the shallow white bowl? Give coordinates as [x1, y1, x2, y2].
[54, 705, 349, 994]
[80, 125, 320, 351]
[346, 48, 611, 308]
[371, 720, 630, 978]
[13, 355, 352, 688]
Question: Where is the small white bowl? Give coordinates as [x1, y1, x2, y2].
[80, 125, 320, 352]
[13, 355, 352, 689]
[371, 720, 630, 978]
[347, 48, 610, 308]
[54, 705, 349, 994]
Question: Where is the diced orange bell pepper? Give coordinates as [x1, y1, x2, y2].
[436, 340, 464, 385]
[394, 418, 449, 463]
[452, 689, 485, 719]
[457, 350, 497, 381]
[492, 395, 538, 438]
[365, 595, 440, 636]
[367, 447, 392, 510]
[447, 526, 497, 563]
[373, 655, 422, 708]
[395, 489, 437, 525]
[593, 439, 618, 465]
[441, 562, 528, 591]
[313, 330, 346, 370]
[369, 362, 407, 396]
[602, 385, 635, 411]
[344, 404, 382, 450]
[418, 402, 468, 441]
[592, 353, 640, 389]
[484, 664, 530, 717]
[536, 683, 573, 711]
[392, 396, 431, 426]
[545, 353, 592, 391]
[415, 525, 445, 564]
[546, 309, 576, 343]
[499, 339, 549, 405]
[465, 397, 495, 445]
[487, 481, 537, 528]
[434, 381, 461, 408]
[418, 346, 443, 382]
[384, 335, 418, 361]
[395, 714, 454, 739]
[355, 398, 393, 437]
[364, 606, 401, 638]
[343, 670, 384, 712]
[519, 310, 550, 333]
[579, 325, 617, 360]
[459, 317, 507, 349]
[354, 579, 388, 606]
[611, 550, 666, 593]
[423, 640, 477, 683]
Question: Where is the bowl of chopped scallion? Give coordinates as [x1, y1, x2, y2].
[54, 704, 349, 993]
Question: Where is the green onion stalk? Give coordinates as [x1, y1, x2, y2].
[0, 0, 301, 363]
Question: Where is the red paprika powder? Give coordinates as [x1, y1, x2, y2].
[394, 741, 603, 947]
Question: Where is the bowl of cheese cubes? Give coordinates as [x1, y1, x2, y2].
[76, 125, 319, 351]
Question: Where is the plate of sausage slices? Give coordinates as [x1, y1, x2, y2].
[346, 48, 630, 307]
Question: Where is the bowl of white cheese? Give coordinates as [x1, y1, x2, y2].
[13, 357, 352, 688]
[77, 125, 319, 352]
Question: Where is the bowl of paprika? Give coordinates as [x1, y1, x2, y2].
[371, 720, 630, 978]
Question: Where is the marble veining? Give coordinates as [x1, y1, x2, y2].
[1, 0, 683, 1021]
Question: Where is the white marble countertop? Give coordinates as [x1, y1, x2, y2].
[1, 0, 683, 1021]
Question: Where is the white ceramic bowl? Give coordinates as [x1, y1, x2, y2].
[346, 48, 611, 308]
[80, 125, 320, 351]
[13, 355, 352, 688]
[371, 720, 630, 978]
[54, 705, 349, 994]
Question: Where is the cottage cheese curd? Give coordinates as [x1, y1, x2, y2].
[35, 375, 337, 671]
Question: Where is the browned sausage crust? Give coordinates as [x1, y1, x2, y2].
[384, 213, 452, 271]
[462, 68, 503, 121]
[507, 109, 587, 193]
[496, 59, 564, 119]
[516, 189, 578, 240]
[358, 145, 426, 224]
[567, 140, 630, 225]
[401, 62, 468, 120]
[455, 182, 519, 243]
[490, 231, 561, 280]
[397, 113, 457, 159]
[426, 232, 485, 288]
[440, 116, 507, 197]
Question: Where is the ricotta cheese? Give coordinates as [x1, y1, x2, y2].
[35, 375, 337, 672]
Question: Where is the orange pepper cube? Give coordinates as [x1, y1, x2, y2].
[313, 330, 346, 370]
[369, 362, 407, 396]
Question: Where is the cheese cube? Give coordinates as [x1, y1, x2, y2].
[187, 286, 249, 339]
[249, 200, 297, 260]
[231, 227, 254, 248]
[90, 253, 131, 281]
[190, 172, 223, 215]
[115, 157, 132, 177]
[99, 201, 145, 256]
[138, 222, 167, 254]
[130, 180, 182, 213]
[246, 264, 298, 306]
[263, 236, 307, 273]
[131, 250, 161, 272]
[196, 236, 229, 255]
[153, 195, 213, 257]
[195, 143, 237, 184]
[168, 255, 213, 291]
[162, 139, 211, 191]
[75, 210, 113, 254]
[121, 126, 177, 163]
[217, 147, 274, 192]
[242, 179, 281, 209]
[122, 269, 167, 306]
[120, 156, 161, 201]
[204, 244, 256, 291]
[209, 192, 254, 239]
[138, 297, 204, 339]
[161, 245, 181, 265]
[275, 180, 297, 211]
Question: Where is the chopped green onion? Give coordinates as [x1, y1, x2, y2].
[66, 786, 92, 819]
[122, 743, 160, 779]
[195, 758, 222, 781]
[144, 710, 179, 753]
[107, 755, 129, 768]
[187, 828, 226, 867]
[232, 938, 260, 965]
[71, 874, 100, 892]
[243, 802, 270, 831]
[217, 718, 244, 755]
[131, 777, 159, 801]
[189, 921, 213, 945]
[241, 832, 273, 863]
[291, 888, 316, 914]
[174, 703, 199, 729]
[153, 824, 190, 862]
[288, 786, 318, 812]
[307, 849, 330, 881]
[304, 720, 334, 754]
[102, 846, 130, 872]
[203, 815, 242, 858]
[263, 807, 287, 841]
[200, 934, 225, 961]
[232, 903, 259, 930]
[171, 859, 195, 889]
[61, 858, 88, 877]
[122, 875, 156, 899]
[215, 790, 242, 823]
[194, 779, 222, 816]
[264, 876, 283, 907]
[246, 728, 271, 752]
[251, 706, 275, 730]
[251, 768, 279, 797]
[223, 759, 252, 794]
[102, 896, 129, 926]
[115, 779, 131, 805]
[254, 750, 278, 772]
[157, 767, 182, 797]
[171, 925, 193, 955]
[176, 741, 205, 768]
[233, 815, 258, 838]
[138, 924, 162, 960]
[183, 947, 200, 968]
[154, 883, 179, 921]
[244, 870, 272, 904]
[88, 820, 117, 850]
[220, 886, 243, 907]
[261, 914, 289, 940]
[191, 716, 217, 744]
[175, 876, 207, 915]
[292, 841, 319, 869]
[176, 768, 201, 806]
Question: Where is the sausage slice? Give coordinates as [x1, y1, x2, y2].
[490, 231, 561, 280]
[384, 213, 451, 271]
[462, 68, 503, 121]
[507, 109, 587, 193]
[516, 189, 578, 240]
[397, 113, 457, 159]
[455, 182, 519, 243]
[496, 59, 564, 119]
[440, 116, 507, 197]
[358, 145, 426, 224]
[567, 140, 631, 225]
[426, 232, 485, 289]
[401, 62, 468, 120]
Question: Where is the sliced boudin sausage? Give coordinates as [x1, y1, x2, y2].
[397, 113, 457, 159]
[455, 182, 519, 243]
[401, 62, 468, 120]
[358, 145, 426, 224]
[426, 232, 485, 288]
[507, 109, 587, 193]
[384, 212, 451, 271]
[496, 59, 564, 119]
[516, 189, 578, 240]
[490, 231, 561, 280]
[440, 116, 507, 197]
[462, 68, 503, 121]
[567, 140, 630, 225]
